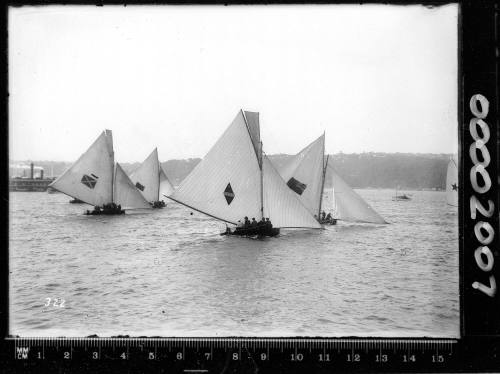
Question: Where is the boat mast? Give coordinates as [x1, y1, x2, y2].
[157, 160, 161, 202]
[260, 141, 264, 221]
[319, 154, 329, 218]
[317, 132, 327, 218]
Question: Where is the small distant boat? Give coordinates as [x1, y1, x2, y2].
[48, 130, 151, 215]
[446, 155, 458, 207]
[69, 198, 85, 204]
[278, 133, 386, 225]
[167, 110, 321, 237]
[130, 148, 174, 209]
[393, 189, 411, 201]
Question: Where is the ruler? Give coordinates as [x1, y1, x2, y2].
[5, 337, 459, 372]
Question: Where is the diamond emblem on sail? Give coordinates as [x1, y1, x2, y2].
[286, 177, 307, 195]
[80, 174, 97, 189]
[135, 182, 145, 192]
[223, 183, 235, 205]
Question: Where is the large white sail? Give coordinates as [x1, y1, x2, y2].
[159, 165, 175, 198]
[280, 134, 325, 217]
[446, 155, 458, 207]
[263, 155, 322, 228]
[328, 165, 386, 224]
[113, 163, 151, 210]
[49, 130, 114, 207]
[169, 111, 262, 224]
[130, 148, 160, 202]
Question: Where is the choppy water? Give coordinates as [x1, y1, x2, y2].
[9, 189, 459, 337]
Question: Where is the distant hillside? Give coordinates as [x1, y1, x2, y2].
[12, 152, 452, 190]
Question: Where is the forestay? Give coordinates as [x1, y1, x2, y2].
[130, 148, 160, 202]
[169, 111, 262, 224]
[263, 155, 322, 228]
[49, 130, 114, 207]
[113, 163, 151, 210]
[280, 134, 325, 217]
[446, 155, 458, 207]
[159, 166, 175, 197]
[328, 165, 386, 224]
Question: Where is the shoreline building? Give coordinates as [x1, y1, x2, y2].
[9, 162, 55, 192]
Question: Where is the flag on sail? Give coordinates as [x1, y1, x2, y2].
[327, 165, 386, 224]
[159, 165, 175, 197]
[446, 154, 458, 207]
[169, 111, 262, 224]
[279, 134, 325, 217]
[113, 163, 151, 210]
[49, 130, 114, 207]
[130, 148, 161, 202]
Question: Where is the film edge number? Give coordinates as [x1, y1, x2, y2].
[468, 94, 497, 298]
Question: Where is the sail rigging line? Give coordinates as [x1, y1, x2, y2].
[166, 195, 237, 225]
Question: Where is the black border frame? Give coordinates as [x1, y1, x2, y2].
[1, 1, 499, 372]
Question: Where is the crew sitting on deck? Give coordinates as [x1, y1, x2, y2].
[326, 212, 332, 221]
[321, 211, 326, 221]
[251, 218, 257, 227]
[265, 218, 272, 229]
[244, 216, 250, 227]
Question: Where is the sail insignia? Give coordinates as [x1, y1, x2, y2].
[223, 183, 235, 205]
[81, 174, 98, 189]
[287, 177, 307, 195]
[135, 182, 145, 192]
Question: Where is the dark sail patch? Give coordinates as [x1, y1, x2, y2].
[81, 174, 97, 189]
[223, 183, 235, 205]
[135, 182, 145, 191]
[287, 177, 307, 195]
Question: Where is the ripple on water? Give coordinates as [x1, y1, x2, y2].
[9, 190, 459, 337]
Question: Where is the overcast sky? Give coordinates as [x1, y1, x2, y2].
[9, 4, 458, 163]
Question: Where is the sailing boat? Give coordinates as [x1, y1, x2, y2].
[279, 134, 386, 224]
[326, 164, 387, 224]
[130, 148, 175, 208]
[167, 110, 321, 237]
[49, 130, 151, 215]
[393, 187, 411, 201]
[446, 154, 458, 207]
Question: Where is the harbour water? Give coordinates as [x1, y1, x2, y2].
[9, 189, 459, 337]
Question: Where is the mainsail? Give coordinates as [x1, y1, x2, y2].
[130, 148, 161, 202]
[328, 165, 387, 224]
[113, 163, 151, 210]
[279, 134, 325, 217]
[263, 155, 322, 228]
[168, 110, 320, 228]
[169, 110, 262, 224]
[49, 130, 114, 206]
[159, 166, 175, 198]
[446, 154, 458, 207]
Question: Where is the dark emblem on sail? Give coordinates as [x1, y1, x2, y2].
[81, 174, 97, 189]
[451, 183, 458, 191]
[287, 177, 307, 195]
[223, 183, 235, 205]
[135, 182, 145, 191]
